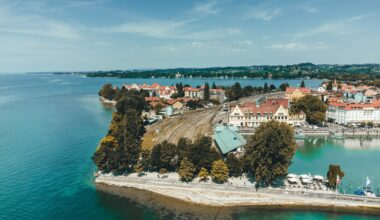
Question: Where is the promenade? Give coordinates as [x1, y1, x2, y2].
[95, 172, 380, 214]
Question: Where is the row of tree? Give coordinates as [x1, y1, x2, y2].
[92, 87, 148, 173]
[225, 82, 279, 101]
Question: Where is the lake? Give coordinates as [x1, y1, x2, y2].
[0, 74, 379, 219]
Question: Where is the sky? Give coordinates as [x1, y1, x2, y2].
[0, 0, 379, 73]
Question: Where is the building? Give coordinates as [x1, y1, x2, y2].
[184, 87, 204, 99]
[285, 87, 311, 102]
[123, 83, 177, 100]
[214, 125, 246, 155]
[209, 88, 225, 103]
[326, 102, 380, 125]
[167, 99, 184, 110]
[228, 98, 306, 127]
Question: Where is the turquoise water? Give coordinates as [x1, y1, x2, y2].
[0, 74, 378, 219]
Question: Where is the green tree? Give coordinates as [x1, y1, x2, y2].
[176, 83, 184, 97]
[326, 164, 345, 189]
[204, 83, 210, 101]
[326, 81, 333, 91]
[198, 167, 209, 182]
[300, 80, 305, 88]
[226, 154, 242, 177]
[269, 84, 276, 91]
[92, 136, 121, 173]
[187, 136, 221, 171]
[212, 82, 217, 89]
[244, 121, 296, 186]
[211, 160, 229, 183]
[263, 82, 269, 93]
[186, 100, 199, 110]
[226, 82, 244, 101]
[290, 95, 327, 125]
[177, 138, 191, 164]
[99, 84, 118, 100]
[243, 85, 254, 96]
[178, 157, 196, 182]
[93, 89, 147, 173]
[279, 83, 289, 91]
[150, 141, 177, 171]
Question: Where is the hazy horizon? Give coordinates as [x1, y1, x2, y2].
[0, 0, 379, 73]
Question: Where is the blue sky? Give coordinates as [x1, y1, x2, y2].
[0, 0, 379, 72]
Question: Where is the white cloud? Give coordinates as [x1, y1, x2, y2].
[0, 3, 83, 40]
[295, 15, 371, 38]
[245, 7, 281, 21]
[193, 0, 220, 14]
[98, 19, 240, 40]
[303, 6, 318, 13]
[234, 40, 253, 46]
[268, 42, 327, 50]
[191, 41, 204, 47]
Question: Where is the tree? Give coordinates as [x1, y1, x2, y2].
[290, 95, 327, 125]
[226, 82, 244, 101]
[187, 136, 221, 171]
[269, 84, 276, 91]
[212, 82, 217, 89]
[92, 135, 123, 173]
[204, 83, 210, 101]
[150, 141, 177, 171]
[279, 83, 289, 91]
[177, 138, 191, 164]
[244, 121, 296, 186]
[226, 154, 242, 177]
[198, 167, 209, 182]
[178, 158, 196, 182]
[326, 81, 333, 91]
[99, 84, 118, 100]
[186, 100, 199, 110]
[211, 160, 229, 183]
[170, 93, 179, 99]
[176, 83, 184, 97]
[263, 82, 269, 93]
[300, 80, 306, 88]
[139, 149, 151, 171]
[326, 164, 345, 189]
[243, 85, 254, 96]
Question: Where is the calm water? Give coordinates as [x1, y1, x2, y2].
[0, 74, 379, 219]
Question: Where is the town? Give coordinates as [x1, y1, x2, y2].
[94, 78, 380, 214]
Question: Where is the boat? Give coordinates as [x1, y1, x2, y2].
[355, 177, 377, 197]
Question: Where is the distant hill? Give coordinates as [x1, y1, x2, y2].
[52, 63, 380, 81]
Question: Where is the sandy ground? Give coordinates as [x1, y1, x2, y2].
[95, 172, 380, 215]
[142, 106, 225, 149]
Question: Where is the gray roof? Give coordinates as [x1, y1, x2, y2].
[214, 125, 246, 154]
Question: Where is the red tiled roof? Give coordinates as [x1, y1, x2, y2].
[184, 87, 200, 92]
[145, 97, 160, 102]
[329, 102, 380, 110]
[232, 98, 289, 115]
[285, 87, 311, 93]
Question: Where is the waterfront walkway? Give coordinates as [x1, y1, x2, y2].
[95, 173, 380, 214]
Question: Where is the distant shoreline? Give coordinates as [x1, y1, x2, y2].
[95, 173, 380, 216]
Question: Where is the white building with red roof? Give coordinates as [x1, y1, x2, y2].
[327, 101, 380, 125]
[228, 98, 306, 127]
